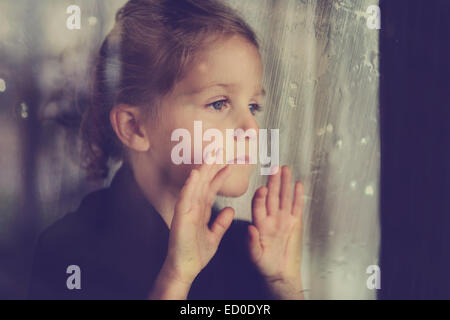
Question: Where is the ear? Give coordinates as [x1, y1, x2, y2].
[109, 104, 150, 152]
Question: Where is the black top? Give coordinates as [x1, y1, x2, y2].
[28, 163, 273, 300]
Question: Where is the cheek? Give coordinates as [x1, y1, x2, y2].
[166, 162, 199, 189]
[189, 124, 226, 163]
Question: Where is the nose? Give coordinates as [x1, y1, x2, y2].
[230, 105, 259, 163]
[233, 106, 259, 142]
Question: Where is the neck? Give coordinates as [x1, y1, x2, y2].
[128, 158, 180, 230]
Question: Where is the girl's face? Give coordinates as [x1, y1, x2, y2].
[145, 34, 264, 197]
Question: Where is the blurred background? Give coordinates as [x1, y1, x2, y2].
[0, 0, 381, 299]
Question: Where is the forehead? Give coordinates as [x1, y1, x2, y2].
[174, 34, 263, 96]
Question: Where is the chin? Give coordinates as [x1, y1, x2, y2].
[219, 183, 248, 197]
[218, 166, 253, 197]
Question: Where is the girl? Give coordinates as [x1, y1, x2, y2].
[29, 0, 304, 300]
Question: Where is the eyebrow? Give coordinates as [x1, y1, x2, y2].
[184, 83, 266, 97]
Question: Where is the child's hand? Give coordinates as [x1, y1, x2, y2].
[248, 165, 304, 299]
[162, 149, 235, 286]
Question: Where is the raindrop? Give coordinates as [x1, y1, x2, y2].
[20, 102, 28, 119]
[365, 185, 374, 196]
[288, 96, 296, 108]
[88, 16, 98, 26]
[290, 82, 298, 90]
[0, 78, 6, 92]
[326, 123, 333, 133]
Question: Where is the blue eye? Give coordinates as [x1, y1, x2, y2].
[206, 100, 263, 115]
[249, 103, 263, 115]
[206, 99, 229, 111]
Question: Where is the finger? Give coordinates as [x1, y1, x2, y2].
[204, 147, 220, 178]
[292, 181, 304, 218]
[209, 206, 235, 245]
[247, 225, 262, 264]
[191, 169, 207, 217]
[197, 149, 217, 211]
[199, 149, 216, 186]
[279, 166, 293, 211]
[204, 148, 229, 202]
[175, 169, 199, 214]
[266, 164, 281, 215]
[252, 186, 268, 226]
[207, 164, 232, 205]
[200, 149, 229, 215]
[206, 148, 226, 183]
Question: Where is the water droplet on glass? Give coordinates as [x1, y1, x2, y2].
[0, 78, 6, 92]
[326, 123, 333, 133]
[288, 96, 296, 108]
[317, 128, 325, 136]
[20, 102, 28, 118]
[290, 82, 298, 90]
[88, 16, 98, 26]
[365, 185, 374, 196]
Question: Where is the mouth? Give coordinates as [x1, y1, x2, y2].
[226, 155, 251, 164]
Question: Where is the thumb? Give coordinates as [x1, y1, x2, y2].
[210, 207, 235, 245]
[247, 225, 262, 264]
